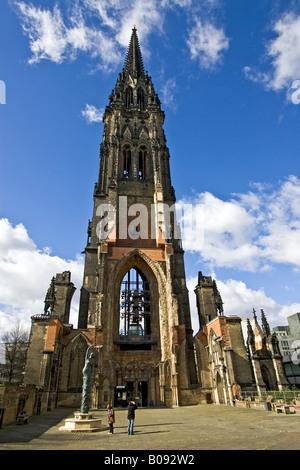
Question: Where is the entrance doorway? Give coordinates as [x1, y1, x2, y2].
[114, 381, 148, 407]
[125, 381, 148, 406]
[138, 381, 148, 406]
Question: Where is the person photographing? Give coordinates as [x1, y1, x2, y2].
[127, 401, 137, 435]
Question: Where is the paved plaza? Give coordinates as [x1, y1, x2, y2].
[0, 404, 299, 452]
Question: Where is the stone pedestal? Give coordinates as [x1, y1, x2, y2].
[59, 412, 106, 432]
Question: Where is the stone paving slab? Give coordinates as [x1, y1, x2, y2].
[0, 405, 299, 452]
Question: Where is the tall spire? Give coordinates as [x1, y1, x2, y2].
[261, 309, 271, 337]
[124, 27, 145, 78]
[246, 318, 255, 353]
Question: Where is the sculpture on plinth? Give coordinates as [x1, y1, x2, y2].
[59, 345, 104, 432]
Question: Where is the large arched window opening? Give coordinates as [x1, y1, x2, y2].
[68, 337, 87, 390]
[119, 268, 150, 339]
[122, 144, 131, 178]
[138, 145, 147, 180]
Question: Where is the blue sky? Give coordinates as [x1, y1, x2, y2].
[1, 0, 300, 335]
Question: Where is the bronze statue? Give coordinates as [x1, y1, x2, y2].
[81, 351, 95, 414]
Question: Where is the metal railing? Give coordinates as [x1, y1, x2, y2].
[241, 390, 300, 403]
[114, 334, 157, 344]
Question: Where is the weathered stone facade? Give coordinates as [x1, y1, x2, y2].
[0, 383, 44, 427]
[23, 28, 289, 411]
[193, 277, 289, 405]
[24, 29, 197, 409]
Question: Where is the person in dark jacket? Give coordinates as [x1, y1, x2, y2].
[127, 401, 137, 435]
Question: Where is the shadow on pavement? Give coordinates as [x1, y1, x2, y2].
[0, 408, 74, 444]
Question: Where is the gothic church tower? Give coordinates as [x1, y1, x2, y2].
[24, 28, 199, 409]
[77, 28, 197, 406]
[24, 28, 288, 411]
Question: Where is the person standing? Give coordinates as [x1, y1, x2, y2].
[107, 405, 115, 434]
[127, 401, 137, 435]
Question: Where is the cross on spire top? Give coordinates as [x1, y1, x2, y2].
[124, 27, 145, 78]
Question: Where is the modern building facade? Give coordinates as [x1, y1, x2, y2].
[273, 313, 300, 386]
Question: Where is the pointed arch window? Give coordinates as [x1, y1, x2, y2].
[137, 87, 145, 110]
[138, 145, 147, 180]
[125, 87, 133, 108]
[122, 144, 131, 179]
[119, 268, 150, 339]
[68, 339, 87, 390]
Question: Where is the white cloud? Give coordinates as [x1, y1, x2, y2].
[0, 219, 84, 335]
[116, 0, 163, 49]
[15, 2, 67, 64]
[14, 0, 161, 67]
[257, 176, 300, 266]
[81, 104, 104, 123]
[267, 12, 300, 91]
[187, 18, 229, 69]
[243, 65, 271, 86]
[13, 0, 229, 72]
[1, 200, 299, 338]
[244, 11, 300, 94]
[82, 0, 120, 30]
[187, 274, 300, 332]
[178, 191, 262, 270]
[14, 1, 121, 69]
[217, 278, 300, 327]
[178, 175, 300, 271]
[160, 78, 178, 111]
[237, 175, 300, 267]
[161, 0, 193, 7]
